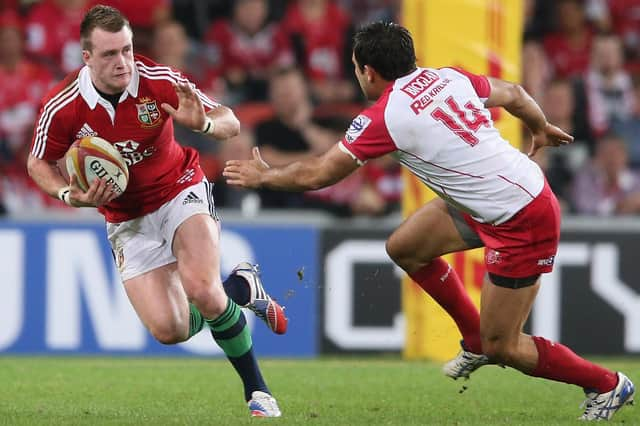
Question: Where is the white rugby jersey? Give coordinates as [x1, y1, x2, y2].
[339, 67, 544, 224]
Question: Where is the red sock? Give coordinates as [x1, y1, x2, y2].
[531, 336, 618, 393]
[409, 258, 481, 353]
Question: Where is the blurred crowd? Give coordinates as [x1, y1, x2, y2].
[1, 0, 640, 218]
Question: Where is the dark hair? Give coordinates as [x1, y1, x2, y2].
[353, 22, 417, 80]
[80, 5, 131, 51]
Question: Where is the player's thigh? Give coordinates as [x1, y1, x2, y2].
[480, 277, 540, 343]
[172, 213, 226, 301]
[123, 262, 190, 342]
[387, 198, 481, 272]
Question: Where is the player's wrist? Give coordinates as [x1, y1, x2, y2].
[200, 116, 216, 135]
[57, 186, 73, 206]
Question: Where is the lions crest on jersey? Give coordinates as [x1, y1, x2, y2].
[136, 97, 162, 128]
[345, 114, 372, 144]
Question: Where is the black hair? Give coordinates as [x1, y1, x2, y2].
[353, 22, 417, 80]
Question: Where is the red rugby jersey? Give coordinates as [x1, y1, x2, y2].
[30, 55, 218, 223]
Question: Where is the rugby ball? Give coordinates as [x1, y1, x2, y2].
[65, 136, 129, 195]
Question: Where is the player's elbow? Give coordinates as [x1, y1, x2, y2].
[505, 83, 529, 110]
[26, 154, 41, 179]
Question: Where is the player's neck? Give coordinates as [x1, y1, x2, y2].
[94, 83, 123, 110]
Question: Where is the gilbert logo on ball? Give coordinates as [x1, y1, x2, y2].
[65, 136, 129, 194]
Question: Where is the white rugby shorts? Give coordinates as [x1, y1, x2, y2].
[106, 179, 218, 281]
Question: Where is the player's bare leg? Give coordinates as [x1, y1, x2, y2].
[387, 198, 484, 362]
[173, 214, 280, 417]
[479, 278, 540, 372]
[480, 276, 634, 420]
[123, 264, 191, 344]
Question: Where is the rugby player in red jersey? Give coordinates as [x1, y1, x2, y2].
[27, 5, 284, 417]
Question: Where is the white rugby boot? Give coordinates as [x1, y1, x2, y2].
[248, 391, 282, 417]
[579, 372, 635, 421]
[443, 341, 491, 380]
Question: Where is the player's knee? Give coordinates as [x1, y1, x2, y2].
[481, 336, 517, 365]
[386, 236, 409, 267]
[151, 326, 188, 345]
[186, 284, 227, 318]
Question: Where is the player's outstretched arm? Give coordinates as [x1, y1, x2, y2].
[27, 154, 116, 207]
[485, 77, 574, 157]
[223, 144, 359, 191]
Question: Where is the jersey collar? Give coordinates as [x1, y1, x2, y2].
[78, 65, 140, 110]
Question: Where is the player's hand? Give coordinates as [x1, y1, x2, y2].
[68, 175, 118, 207]
[223, 147, 270, 189]
[161, 82, 206, 132]
[528, 123, 574, 157]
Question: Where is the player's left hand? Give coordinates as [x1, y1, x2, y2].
[223, 147, 270, 188]
[161, 82, 206, 131]
[528, 123, 574, 157]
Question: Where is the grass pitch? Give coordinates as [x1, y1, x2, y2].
[0, 357, 637, 425]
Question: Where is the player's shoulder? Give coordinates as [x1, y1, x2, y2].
[39, 69, 82, 111]
[134, 54, 188, 85]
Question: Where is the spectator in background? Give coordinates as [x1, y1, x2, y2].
[590, 0, 640, 71]
[613, 76, 640, 167]
[280, 0, 357, 104]
[203, 0, 293, 104]
[338, 0, 399, 28]
[0, 10, 53, 164]
[24, 0, 91, 77]
[99, 0, 170, 56]
[585, 33, 635, 137]
[150, 20, 221, 179]
[543, 0, 593, 79]
[572, 134, 640, 215]
[254, 67, 335, 208]
[522, 40, 551, 102]
[213, 129, 259, 211]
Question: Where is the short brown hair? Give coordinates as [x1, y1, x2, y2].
[80, 5, 131, 51]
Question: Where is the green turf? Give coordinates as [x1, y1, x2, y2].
[0, 357, 637, 425]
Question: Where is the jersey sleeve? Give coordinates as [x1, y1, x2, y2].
[448, 67, 491, 101]
[136, 57, 221, 113]
[338, 107, 397, 165]
[30, 102, 73, 161]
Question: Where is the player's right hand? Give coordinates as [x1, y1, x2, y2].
[223, 147, 270, 189]
[68, 175, 118, 207]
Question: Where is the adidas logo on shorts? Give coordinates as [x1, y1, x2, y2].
[183, 191, 203, 205]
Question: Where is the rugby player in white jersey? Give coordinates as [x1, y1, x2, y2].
[224, 22, 635, 421]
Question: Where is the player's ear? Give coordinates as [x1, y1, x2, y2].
[363, 65, 377, 84]
[82, 50, 91, 65]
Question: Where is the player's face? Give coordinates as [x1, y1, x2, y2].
[84, 27, 134, 95]
[352, 53, 374, 100]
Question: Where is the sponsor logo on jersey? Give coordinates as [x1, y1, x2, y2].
[401, 70, 440, 99]
[114, 140, 156, 167]
[75, 123, 97, 139]
[182, 191, 203, 205]
[345, 115, 372, 144]
[136, 97, 162, 128]
[537, 255, 555, 266]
